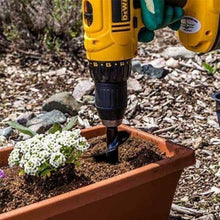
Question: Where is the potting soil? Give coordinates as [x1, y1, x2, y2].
[0, 136, 165, 213]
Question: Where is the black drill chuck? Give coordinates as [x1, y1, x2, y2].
[89, 60, 131, 127]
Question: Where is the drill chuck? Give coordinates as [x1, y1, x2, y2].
[95, 82, 127, 127]
[89, 60, 131, 127]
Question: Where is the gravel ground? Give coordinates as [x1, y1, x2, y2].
[0, 29, 219, 219]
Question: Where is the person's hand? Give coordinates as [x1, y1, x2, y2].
[139, 0, 184, 42]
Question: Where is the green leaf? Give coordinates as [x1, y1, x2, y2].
[45, 34, 55, 51]
[202, 62, 217, 74]
[64, 116, 78, 131]
[49, 122, 62, 134]
[41, 169, 52, 179]
[7, 121, 37, 137]
[19, 169, 25, 176]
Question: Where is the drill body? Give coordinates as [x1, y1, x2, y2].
[179, 0, 220, 52]
[82, 0, 220, 129]
[83, 0, 144, 127]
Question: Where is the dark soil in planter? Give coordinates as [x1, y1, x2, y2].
[0, 136, 166, 213]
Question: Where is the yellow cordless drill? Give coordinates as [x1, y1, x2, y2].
[82, 0, 220, 163]
[179, 0, 220, 52]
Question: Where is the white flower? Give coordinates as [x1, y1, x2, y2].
[74, 137, 90, 151]
[8, 148, 21, 167]
[49, 152, 66, 168]
[24, 161, 38, 176]
[8, 129, 90, 177]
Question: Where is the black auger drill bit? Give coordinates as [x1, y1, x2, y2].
[93, 127, 130, 164]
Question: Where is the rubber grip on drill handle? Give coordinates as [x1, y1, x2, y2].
[165, 0, 187, 8]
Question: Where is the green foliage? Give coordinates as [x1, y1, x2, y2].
[64, 116, 78, 131]
[68, 29, 78, 38]
[49, 122, 63, 134]
[7, 121, 37, 137]
[3, 24, 20, 42]
[53, 0, 72, 21]
[45, 33, 55, 51]
[0, 0, 82, 52]
[202, 62, 217, 74]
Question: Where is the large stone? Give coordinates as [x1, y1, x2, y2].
[161, 46, 196, 59]
[141, 64, 168, 79]
[43, 92, 81, 116]
[0, 127, 13, 139]
[73, 80, 95, 100]
[132, 60, 142, 73]
[16, 112, 36, 126]
[27, 110, 67, 134]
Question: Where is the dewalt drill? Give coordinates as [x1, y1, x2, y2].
[82, 0, 220, 163]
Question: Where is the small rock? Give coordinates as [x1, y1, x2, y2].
[166, 58, 179, 68]
[142, 116, 159, 130]
[210, 138, 220, 145]
[192, 70, 201, 75]
[132, 60, 142, 73]
[193, 137, 203, 149]
[27, 110, 67, 134]
[207, 118, 219, 129]
[122, 119, 130, 125]
[197, 100, 206, 108]
[195, 160, 201, 169]
[73, 80, 94, 100]
[43, 92, 81, 116]
[82, 95, 95, 105]
[16, 112, 36, 126]
[0, 127, 13, 139]
[127, 78, 142, 92]
[149, 58, 166, 68]
[181, 196, 189, 202]
[141, 64, 168, 79]
[161, 46, 195, 59]
[13, 100, 25, 110]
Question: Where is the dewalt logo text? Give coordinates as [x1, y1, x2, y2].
[121, 0, 129, 21]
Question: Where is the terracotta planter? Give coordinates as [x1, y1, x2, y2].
[0, 125, 195, 220]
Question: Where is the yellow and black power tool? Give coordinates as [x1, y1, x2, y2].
[179, 0, 220, 52]
[82, 0, 220, 163]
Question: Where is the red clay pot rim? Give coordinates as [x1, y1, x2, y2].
[0, 125, 195, 220]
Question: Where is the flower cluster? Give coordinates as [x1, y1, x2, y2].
[8, 130, 90, 177]
[0, 169, 6, 178]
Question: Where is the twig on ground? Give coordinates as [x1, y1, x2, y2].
[153, 125, 177, 135]
[171, 204, 204, 217]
